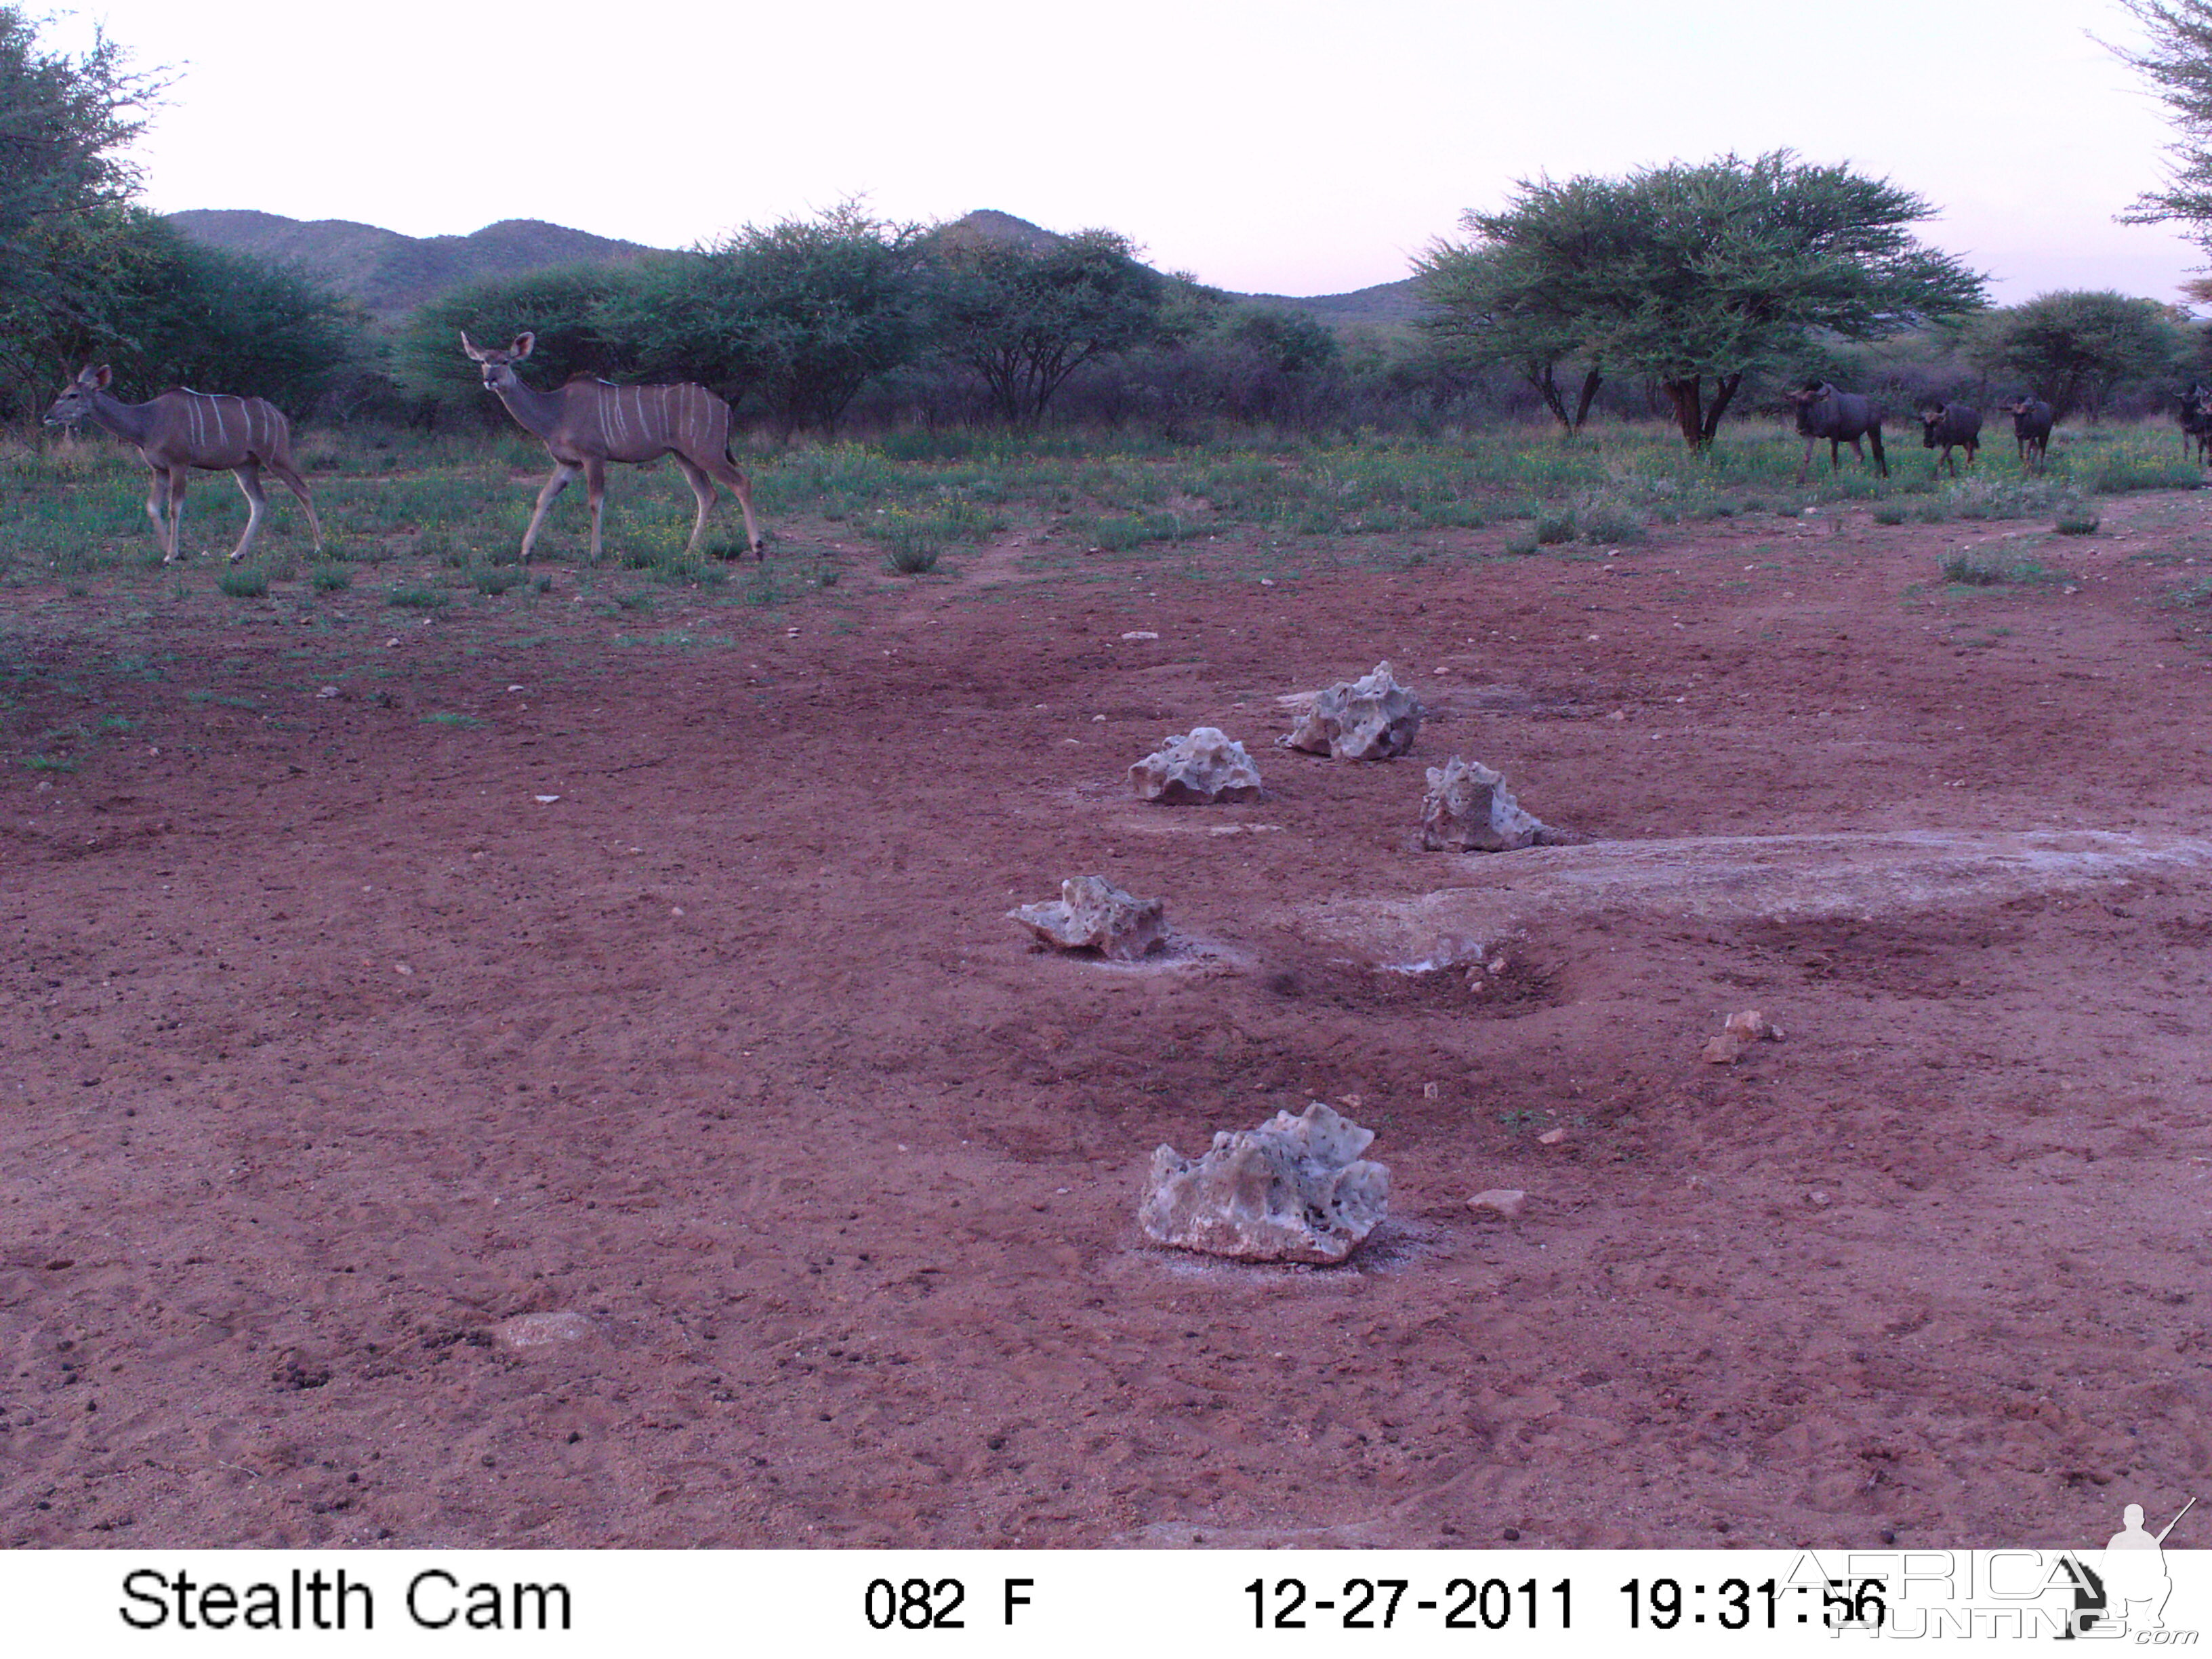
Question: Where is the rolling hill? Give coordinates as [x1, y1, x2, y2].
[165, 207, 1427, 328]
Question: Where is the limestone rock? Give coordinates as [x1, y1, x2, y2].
[1421, 756, 1549, 852]
[1010, 875, 1167, 962]
[491, 1311, 595, 1351]
[1701, 1008, 1784, 1063]
[1282, 661, 1423, 760]
[1130, 726, 1263, 804]
[1139, 1101, 1389, 1263]
[1467, 1188, 1527, 1218]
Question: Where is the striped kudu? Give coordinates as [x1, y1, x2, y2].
[44, 367, 323, 564]
[460, 332, 767, 564]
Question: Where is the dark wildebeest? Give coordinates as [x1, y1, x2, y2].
[1785, 382, 1887, 482]
[2001, 396, 2053, 472]
[2182, 384, 2212, 466]
[1917, 400, 1982, 477]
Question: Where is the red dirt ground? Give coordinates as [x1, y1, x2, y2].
[5, 494, 2212, 1551]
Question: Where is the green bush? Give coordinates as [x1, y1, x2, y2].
[1534, 510, 1576, 544]
[2053, 504, 2102, 535]
[386, 586, 449, 609]
[472, 568, 523, 594]
[218, 567, 269, 598]
[310, 563, 352, 591]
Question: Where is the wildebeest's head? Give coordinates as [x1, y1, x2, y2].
[1784, 381, 1838, 434]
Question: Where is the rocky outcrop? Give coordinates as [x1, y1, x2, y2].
[1129, 727, 1263, 804]
[1139, 1101, 1389, 1263]
[1010, 876, 1167, 962]
[1420, 756, 1549, 852]
[1282, 661, 1422, 760]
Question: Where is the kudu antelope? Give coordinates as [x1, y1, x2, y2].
[43, 367, 323, 564]
[460, 332, 766, 564]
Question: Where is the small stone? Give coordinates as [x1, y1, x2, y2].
[1129, 727, 1263, 804]
[1536, 1127, 1568, 1146]
[1467, 1188, 1527, 1218]
[1420, 756, 1550, 852]
[1809, 1189, 1833, 1207]
[316, 685, 340, 699]
[1423, 1082, 1440, 1101]
[492, 1311, 595, 1350]
[1704, 1009, 1782, 1062]
[1139, 1101, 1389, 1264]
[1281, 661, 1423, 760]
[1010, 876, 1167, 962]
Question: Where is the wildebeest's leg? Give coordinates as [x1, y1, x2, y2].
[672, 455, 718, 555]
[230, 462, 268, 563]
[583, 456, 608, 563]
[1868, 424, 1887, 478]
[519, 463, 579, 565]
[264, 458, 323, 552]
[143, 465, 173, 562]
[1798, 435, 1814, 484]
[1846, 438, 1865, 470]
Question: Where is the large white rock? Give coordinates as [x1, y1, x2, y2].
[1282, 661, 1422, 760]
[1010, 875, 1168, 962]
[1139, 1101, 1389, 1263]
[1421, 756, 1548, 852]
[1130, 727, 1263, 804]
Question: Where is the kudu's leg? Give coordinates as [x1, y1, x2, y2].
[672, 456, 718, 556]
[519, 464, 579, 565]
[705, 453, 767, 559]
[266, 459, 324, 551]
[167, 470, 190, 562]
[144, 468, 173, 562]
[230, 463, 268, 563]
[583, 457, 608, 563]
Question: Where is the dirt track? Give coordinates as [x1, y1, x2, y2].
[5, 497, 2212, 1548]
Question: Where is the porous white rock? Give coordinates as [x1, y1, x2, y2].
[1139, 1101, 1389, 1263]
[492, 1311, 595, 1350]
[1129, 727, 1263, 804]
[1010, 876, 1167, 962]
[1282, 661, 1423, 760]
[1421, 756, 1548, 852]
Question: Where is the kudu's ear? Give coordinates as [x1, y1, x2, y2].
[85, 365, 111, 389]
[459, 330, 484, 361]
[510, 331, 536, 361]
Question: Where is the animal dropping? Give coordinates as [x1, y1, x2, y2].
[1420, 756, 1557, 852]
[1282, 661, 1423, 760]
[1129, 727, 1263, 804]
[1009, 876, 1167, 962]
[1140, 1101, 1389, 1264]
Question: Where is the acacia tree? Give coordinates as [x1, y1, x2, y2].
[600, 203, 928, 439]
[926, 227, 1167, 422]
[1421, 152, 1986, 449]
[0, 7, 163, 403]
[2112, 1, 2212, 249]
[1965, 291, 2192, 421]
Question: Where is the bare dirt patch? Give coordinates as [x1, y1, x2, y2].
[4, 495, 2212, 1549]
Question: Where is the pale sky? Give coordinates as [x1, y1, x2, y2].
[46, 0, 2212, 306]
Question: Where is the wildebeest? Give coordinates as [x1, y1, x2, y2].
[1785, 382, 1887, 482]
[43, 365, 323, 564]
[2001, 396, 2053, 471]
[1917, 401, 1982, 476]
[2182, 384, 2212, 466]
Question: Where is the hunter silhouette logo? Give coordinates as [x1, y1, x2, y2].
[2060, 1496, 2196, 1639]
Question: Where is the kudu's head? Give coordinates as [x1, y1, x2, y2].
[460, 331, 535, 395]
[45, 364, 111, 426]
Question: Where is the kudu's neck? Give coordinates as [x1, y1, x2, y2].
[491, 375, 567, 439]
[85, 388, 155, 446]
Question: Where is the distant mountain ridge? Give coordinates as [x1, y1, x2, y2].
[166, 210, 656, 317]
[165, 207, 1425, 328]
